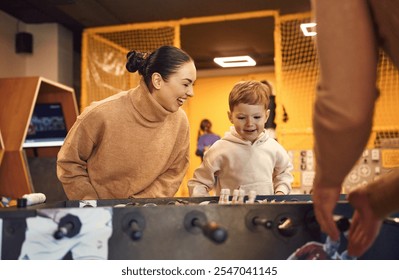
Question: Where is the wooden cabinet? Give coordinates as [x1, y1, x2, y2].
[0, 77, 78, 199]
[0, 130, 4, 168]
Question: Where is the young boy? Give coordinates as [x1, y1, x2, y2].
[188, 80, 293, 197]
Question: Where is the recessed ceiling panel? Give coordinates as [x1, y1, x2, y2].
[182, 17, 275, 69]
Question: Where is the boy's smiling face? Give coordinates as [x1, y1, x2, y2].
[228, 103, 269, 143]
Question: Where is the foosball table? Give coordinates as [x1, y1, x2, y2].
[1, 195, 398, 260]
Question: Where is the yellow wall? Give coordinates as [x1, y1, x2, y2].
[176, 70, 276, 197]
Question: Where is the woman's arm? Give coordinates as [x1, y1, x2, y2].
[57, 121, 98, 200]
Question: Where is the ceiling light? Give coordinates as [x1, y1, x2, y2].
[300, 23, 317, 36]
[213, 55, 256, 68]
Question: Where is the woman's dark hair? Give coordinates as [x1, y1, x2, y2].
[126, 45, 193, 88]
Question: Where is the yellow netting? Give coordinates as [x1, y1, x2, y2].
[275, 13, 319, 150]
[374, 51, 399, 148]
[81, 24, 178, 109]
[81, 11, 278, 110]
[275, 12, 399, 150]
[275, 12, 399, 194]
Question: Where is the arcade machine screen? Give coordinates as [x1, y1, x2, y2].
[23, 103, 68, 148]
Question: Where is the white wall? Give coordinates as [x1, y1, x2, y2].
[57, 24, 74, 86]
[0, 10, 27, 77]
[0, 10, 73, 87]
[25, 24, 59, 82]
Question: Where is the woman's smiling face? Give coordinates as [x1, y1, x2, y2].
[152, 60, 196, 112]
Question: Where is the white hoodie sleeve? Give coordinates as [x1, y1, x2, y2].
[272, 145, 294, 194]
[187, 160, 216, 197]
[187, 147, 221, 197]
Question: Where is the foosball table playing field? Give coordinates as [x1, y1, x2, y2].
[1, 194, 398, 260]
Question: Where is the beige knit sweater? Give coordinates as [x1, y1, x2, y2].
[57, 80, 190, 200]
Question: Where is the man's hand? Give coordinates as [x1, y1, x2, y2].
[312, 185, 341, 241]
[347, 186, 383, 256]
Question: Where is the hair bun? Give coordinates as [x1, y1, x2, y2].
[126, 50, 147, 74]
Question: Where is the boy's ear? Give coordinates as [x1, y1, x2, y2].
[151, 72, 162, 90]
[227, 111, 233, 123]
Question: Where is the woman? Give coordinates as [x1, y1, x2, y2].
[57, 45, 197, 199]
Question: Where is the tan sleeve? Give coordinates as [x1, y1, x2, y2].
[57, 120, 98, 200]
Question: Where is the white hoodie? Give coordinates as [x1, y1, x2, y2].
[188, 126, 293, 196]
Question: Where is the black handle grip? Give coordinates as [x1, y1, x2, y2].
[129, 220, 143, 241]
[53, 214, 82, 240]
[192, 218, 228, 244]
[252, 216, 273, 229]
